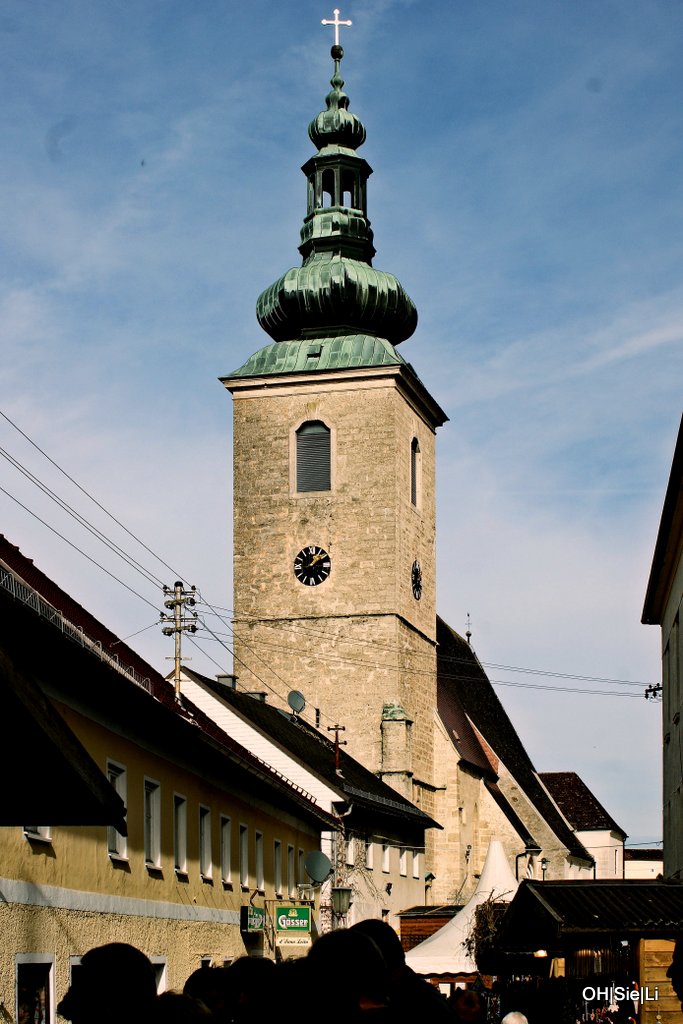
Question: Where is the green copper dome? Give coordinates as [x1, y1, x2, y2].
[255, 44, 417, 347]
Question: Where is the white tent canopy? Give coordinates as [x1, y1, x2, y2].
[405, 839, 518, 977]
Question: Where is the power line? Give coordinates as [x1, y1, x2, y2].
[0, 408, 187, 582]
[200, 625, 650, 699]
[0, 485, 160, 612]
[0, 445, 166, 588]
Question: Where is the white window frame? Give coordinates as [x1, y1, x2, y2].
[399, 847, 408, 877]
[144, 778, 161, 868]
[239, 824, 249, 889]
[107, 761, 127, 860]
[16, 954, 55, 1024]
[346, 836, 355, 867]
[287, 844, 295, 898]
[149, 957, 166, 994]
[220, 815, 232, 885]
[199, 805, 212, 880]
[274, 840, 283, 896]
[365, 839, 374, 871]
[382, 843, 391, 873]
[255, 831, 264, 891]
[173, 794, 187, 876]
[412, 849, 421, 880]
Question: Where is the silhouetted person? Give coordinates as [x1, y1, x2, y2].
[307, 929, 397, 1019]
[450, 988, 486, 1023]
[222, 956, 277, 1023]
[350, 919, 452, 1020]
[153, 992, 212, 1024]
[57, 943, 157, 1024]
[183, 966, 232, 1021]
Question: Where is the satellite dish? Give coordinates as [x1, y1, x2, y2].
[304, 850, 332, 884]
[287, 690, 306, 715]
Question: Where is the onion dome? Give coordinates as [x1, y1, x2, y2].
[308, 44, 367, 151]
[255, 44, 417, 347]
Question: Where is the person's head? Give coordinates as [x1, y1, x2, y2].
[58, 943, 157, 1024]
[307, 930, 389, 1013]
[501, 1013, 529, 1024]
[451, 988, 485, 1022]
[667, 938, 683, 1006]
[183, 966, 232, 1019]
[350, 919, 405, 978]
[153, 993, 212, 1024]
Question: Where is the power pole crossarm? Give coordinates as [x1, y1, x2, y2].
[160, 581, 198, 699]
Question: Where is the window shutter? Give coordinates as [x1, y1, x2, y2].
[297, 421, 331, 492]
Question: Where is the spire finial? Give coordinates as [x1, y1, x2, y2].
[321, 8, 352, 48]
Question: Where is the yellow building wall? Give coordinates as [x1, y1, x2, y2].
[1, 700, 322, 1019]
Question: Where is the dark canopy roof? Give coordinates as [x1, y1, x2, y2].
[496, 879, 683, 953]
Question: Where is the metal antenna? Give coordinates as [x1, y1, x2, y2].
[466, 612, 472, 646]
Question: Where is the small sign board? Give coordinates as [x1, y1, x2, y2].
[275, 906, 311, 947]
[240, 905, 265, 933]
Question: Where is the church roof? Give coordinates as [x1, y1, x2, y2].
[436, 617, 592, 863]
[227, 334, 406, 378]
[540, 771, 626, 836]
[181, 669, 441, 839]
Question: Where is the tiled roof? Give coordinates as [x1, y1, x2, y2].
[540, 771, 626, 836]
[0, 535, 336, 829]
[436, 617, 591, 863]
[624, 848, 663, 861]
[184, 669, 441, 835]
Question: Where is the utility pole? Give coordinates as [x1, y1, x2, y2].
[160, 581, 198, 699]
[327, 723, 347, 774]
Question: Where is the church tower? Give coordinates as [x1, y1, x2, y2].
[221, 29, 447, 814]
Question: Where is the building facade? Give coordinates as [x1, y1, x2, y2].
[0, 536, 332, 1024]
[642, 414, 683, 879]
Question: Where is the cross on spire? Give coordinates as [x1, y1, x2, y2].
[321, 8, 352, 47]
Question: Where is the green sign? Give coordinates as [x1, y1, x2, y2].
[275, 906, 311, 946]
[240, 905, 265, 933]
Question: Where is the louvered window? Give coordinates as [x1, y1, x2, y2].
[296, 421, 331, 492]
[411, 437, 421, 506]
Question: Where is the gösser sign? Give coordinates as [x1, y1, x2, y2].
[275, 907, 311, 947]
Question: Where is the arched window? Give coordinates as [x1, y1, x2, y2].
[410, 437, 421, 507]
[296, 421, 331, 492]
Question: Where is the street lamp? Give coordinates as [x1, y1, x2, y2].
[330, 885, 353, 927]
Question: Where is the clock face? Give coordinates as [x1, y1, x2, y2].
[294, 545, 332, 587]
[411, 559, 423, 600]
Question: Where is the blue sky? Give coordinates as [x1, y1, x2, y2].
[1, 0, 681, 843]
